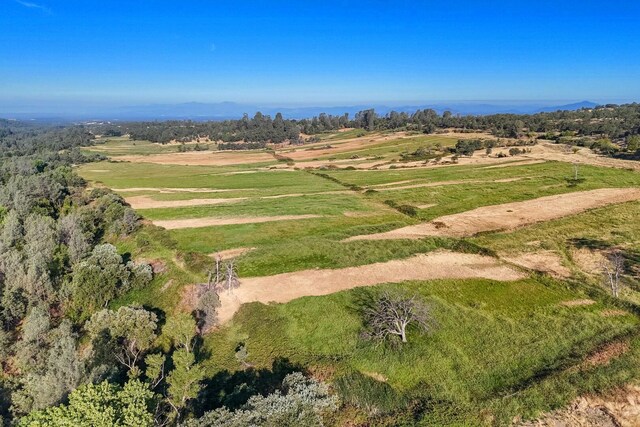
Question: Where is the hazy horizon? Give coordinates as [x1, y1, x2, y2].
[2, 0, 640, 111]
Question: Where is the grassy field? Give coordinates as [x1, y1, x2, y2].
[203, 278, 638, 425]
[81, 132, 640, 425]
[83, 135, 215, 156]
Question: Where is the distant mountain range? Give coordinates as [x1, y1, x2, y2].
[0, 101, 599, 121]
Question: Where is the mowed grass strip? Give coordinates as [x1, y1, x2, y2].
[136, 192, 378, 220]
[78, 162, 344, 195]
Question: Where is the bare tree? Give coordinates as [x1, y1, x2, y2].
[602, 250, 625, 298]
[362, 291, 433, 344]
[223, 260, 240, 295]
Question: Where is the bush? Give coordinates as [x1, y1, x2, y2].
[333, 371, 407, 415]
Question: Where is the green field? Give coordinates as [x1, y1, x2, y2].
[80, 133, 640, 425]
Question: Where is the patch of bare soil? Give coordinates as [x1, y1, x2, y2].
[526, 143, 640, 172]
[347, 188, 640, 241]
[179, 284, 200, 311]
[571, 248, 607, 275]
[125, 195, 246, 209]
[518, 384, 640, 427]
[118, 150, 274, 166]
[417, 203, 437, 209]
[215, 251, 524, 323]
[208, 247, 256, 260]
[502, 250, 571, 278]
[582, 340, 630, 368]
[560, 299, 596, 307]
[153, 214, 323, 230]
[283, 132, 409, 161]
[601, 309, 628, 317]
[362, 372, 388, 382]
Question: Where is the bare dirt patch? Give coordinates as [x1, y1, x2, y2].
[560, 299, 596, 307]
[283, 132, 409, 161]
[572, 247, 607, 275]
[582, 340, 630, 368]
[518, 384, 640, 427]
[153, 214, 323, 230]
[126, 195, 246, 209]
[208, 247, 256, 260]
[526, 143, 640, 172]
[118, 150, 274, 166]
[417, 203, 437, 209]
[347, 188, 640, 241]
[216, 251, 524, 323]
[502, 250, 571, 278]
[601, 309, 629, 317]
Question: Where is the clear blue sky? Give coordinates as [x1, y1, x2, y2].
[1, 0, 639, 108]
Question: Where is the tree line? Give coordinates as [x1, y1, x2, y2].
[89, 103, 640, 151]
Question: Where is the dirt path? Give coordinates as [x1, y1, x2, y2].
[216, 251, 524, 323]
[209, 247, 256, 260]
[347, 188, 640, 240]
[153, 214, 323, 229]
[126, 195, 247, 209]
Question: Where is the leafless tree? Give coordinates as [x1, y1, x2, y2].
[362, 291, 433, 344]
[224, 260, 240, 295]
[206, 253, 222, 291]
[602, 250, 625, 298]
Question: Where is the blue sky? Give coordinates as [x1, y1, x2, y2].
[1, 0, 640, 108]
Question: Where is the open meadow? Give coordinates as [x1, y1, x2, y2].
[77, 130, 640, 425]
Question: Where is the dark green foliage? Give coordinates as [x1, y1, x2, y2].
[333, 370, 407, 414]
[18, 379, 155, 427]
[454, 139, 485, 156]
[383, 200, 418, 217]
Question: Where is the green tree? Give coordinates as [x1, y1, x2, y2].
[163, 313, 197, 352]
[627, 135, 640, 152]
[86, 306, 158, 376]
[18, 380, 155, 427]
[166, 349, 205, 417]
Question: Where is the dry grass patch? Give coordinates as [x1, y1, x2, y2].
[125, 195, 246, 209]
[560, 299, 596, 307]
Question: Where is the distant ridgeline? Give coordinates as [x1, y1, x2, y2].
[87, 103, 640, 149]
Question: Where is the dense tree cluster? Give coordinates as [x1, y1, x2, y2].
[0, 148, 149, 422]
[0, 123, 336, 426]
[98, 112, 301, 145]
[0, 120, 96, 159]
